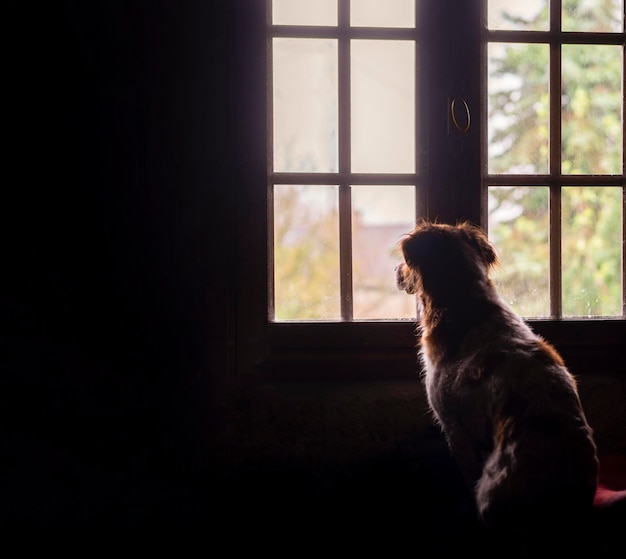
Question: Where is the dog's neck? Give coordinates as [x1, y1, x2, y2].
[422, 273, 498, 315]
[418, 279, 502, 362]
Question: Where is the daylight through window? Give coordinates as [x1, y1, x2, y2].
[268, 0, 625, 322]
[486, 0, 625, 318]
[269, 0, 421, 321]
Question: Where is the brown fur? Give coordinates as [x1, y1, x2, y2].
[396, 220, 598, 539]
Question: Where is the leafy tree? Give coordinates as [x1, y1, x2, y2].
[273, 185, 340, 320]
[488, 0, 623, 317]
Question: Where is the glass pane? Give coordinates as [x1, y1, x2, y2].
[351, 40, 415, 173]
[562, 187, 622, 317]
[562, 45, 623, 175]
[351, 0, 415, 28]
[487, 0, 549, 31]
[563, 0, 624, 32]
[352, 186, 416, 319]
[272, 0, 337, 26]
[273, 38, 338, 173]
[488, 186, 550, 317]
[274, 185, 340, 320]
[488, 43, 550, 174]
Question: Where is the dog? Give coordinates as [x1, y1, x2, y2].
[395, 220, 599, 538]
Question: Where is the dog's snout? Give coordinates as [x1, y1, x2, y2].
[395, 263, 405, 279]
[395, 262, 419, 295]
[395, 262, 409, 292]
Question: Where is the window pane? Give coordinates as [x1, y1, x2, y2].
[274, 185, 340, 320]
[562, 187, 622, 317]
[272, 0, 337, 26]
[488, 43, 549, 174]
[352, 186, 416, 319]
[487, 0, 549, 31]
[488, 186, 550, 317]
[563, 0, 624, 32]
[350, 0, 415, 28]
[561, 45, 623, 175]
[273, 38, 338, 173]
[351, 40, 415, 173]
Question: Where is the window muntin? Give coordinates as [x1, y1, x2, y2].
[486, 0, 625, 319]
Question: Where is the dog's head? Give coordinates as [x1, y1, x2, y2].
[395, 220, 498, 297]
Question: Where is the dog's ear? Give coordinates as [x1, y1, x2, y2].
[400, 223, 439, 269]
[458, 222, 498, 268]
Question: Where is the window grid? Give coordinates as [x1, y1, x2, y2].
[484, 0, 626, 319]
[266, 1, 625, 324]
[267, 0, 422, 322]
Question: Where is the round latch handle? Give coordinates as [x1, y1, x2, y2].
[450, 98, 471, 133]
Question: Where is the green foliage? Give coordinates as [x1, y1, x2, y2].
[489, 0, 623, 317]
[273, 185, 340, 320]
[561, 187, 622, 316]
[562, 44, 623, 175]
[489, 42, 550, 174]
[489, 187, 550, 316]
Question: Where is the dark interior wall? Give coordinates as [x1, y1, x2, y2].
[4, 0, 625, 534]
[5, 0, 234, 527]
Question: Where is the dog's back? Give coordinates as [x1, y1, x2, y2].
[429, 312, 598, 532]
[472, 335, 598, 532]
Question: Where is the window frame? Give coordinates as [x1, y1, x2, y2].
[235, 0, 626, 382]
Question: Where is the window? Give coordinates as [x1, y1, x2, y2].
[486, 0, 625, 319]
[236, 0, 625, 380]
[269, 0, 421, 322]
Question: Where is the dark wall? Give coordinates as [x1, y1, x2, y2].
[4, 0, 236, 528]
